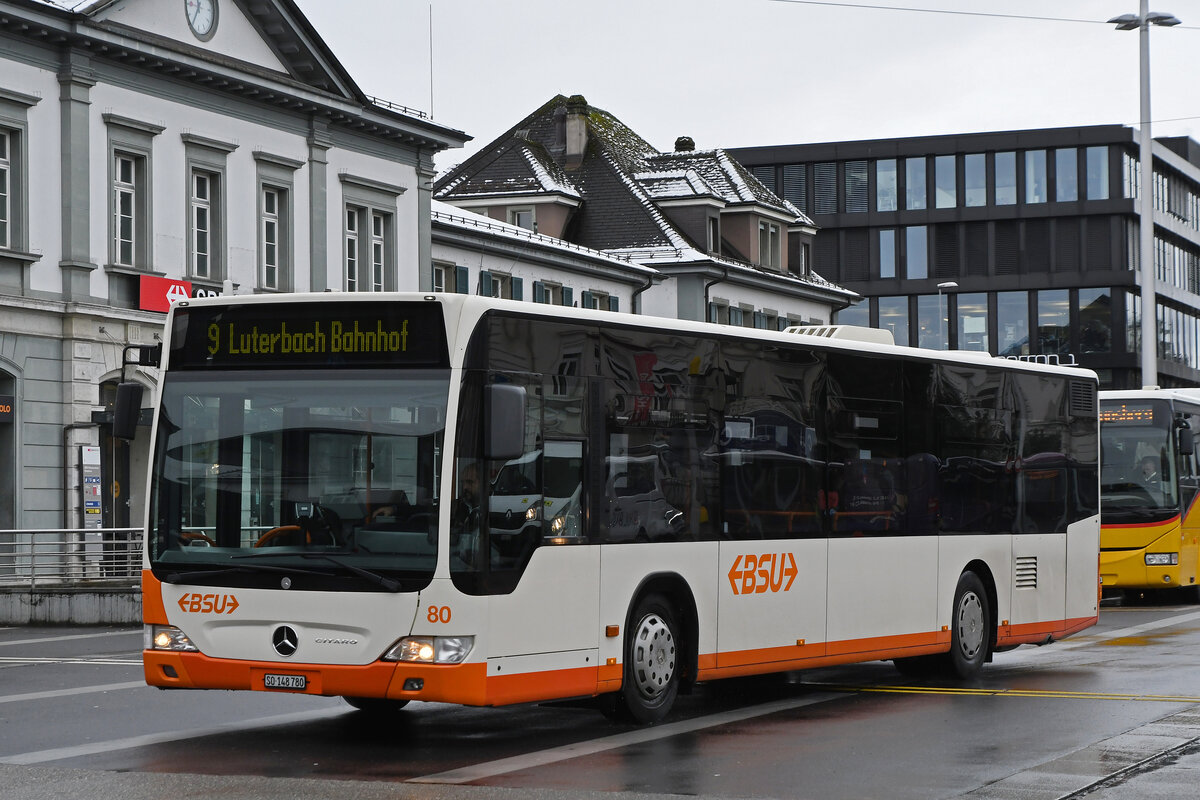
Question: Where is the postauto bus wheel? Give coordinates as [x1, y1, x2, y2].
[947, 571, 990, 678]
[617, 593, 680, 724]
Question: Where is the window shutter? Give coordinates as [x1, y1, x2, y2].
[562, 287, 573, 307]
[455, 266, 469, 294]
[753, 311, 766, 329]
[581, 290, 594, 309]
[608, 295, 620, 313]
[511, 276, 523, 301]
[533, 280, 545, 304]
[479, 270, 493, 296]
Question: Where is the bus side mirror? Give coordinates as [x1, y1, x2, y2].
[485, 384, 526, 461]
[112, 382, 144, 440]
[1180, 427, 1195, 457]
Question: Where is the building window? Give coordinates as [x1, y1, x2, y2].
[905, 225, 928, 280]
[956, 292, 989, 352]
[480, 270, 522, 300]
[878, 296, 909, 346]
[1037, 289, 1069, 355]
[879, 229, 896, 278]
[917, 294, 944, 349]
[114, 153, 139, 267]
[190, 170, 219, 279]
[708, 301, 729, 325]
[964, 153, 986, 208]
[344, 205, 393, 292]
[508, 207, 535, 231]
[814, 162, 837, 214]
[581, 289, 614, 310]
[845, 160, 868, 213]
[345, 206, 360, 291]
[1055, 148, 1078, 202]
[876, 159, 897, 212]
[371, 212, 386, 292]
[1086, 146, 1109, 201]
[709, 217, 720, 254]
[254, 151, 300, 292]
[782, 164, 807, 212]
[758, 220, 781, 269]
[905, 157, 926, 210]
[934, 155, 956, 209]
[0, 130, 9, 249]
[1079, 288, 1112, 353]
[261, 188, 280, 290]
[433, 263, 447, 292]
[534, 280, 565, 305]
[835, 299, 869, 327]
[995, 151, 1017, 206]
[1025, 150, 1047, 204]
[997, 291, 1029, 357]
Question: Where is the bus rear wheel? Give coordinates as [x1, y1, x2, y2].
[946, 571, 990, 678]
[616, 593, 679, 724]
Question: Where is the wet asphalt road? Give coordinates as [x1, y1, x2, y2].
[2, 597, 1200, 800]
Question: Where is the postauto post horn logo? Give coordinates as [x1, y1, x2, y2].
[727, 553, 798, 595]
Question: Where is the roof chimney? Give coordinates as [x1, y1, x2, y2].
[564, 95, 588, 170]
[675, 136, 695, 152]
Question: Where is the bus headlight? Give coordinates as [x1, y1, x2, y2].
[1145, 553, 1179, 566]
[525, 506, 539, 521]
[145, 624, 199, 652]
[383, 636, 474, 664]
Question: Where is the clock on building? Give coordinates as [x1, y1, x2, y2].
[185, 0, 218, 40]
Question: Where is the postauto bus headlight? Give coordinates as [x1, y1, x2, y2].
[145, 624, 199, 652]
[383, 636, 474, 664]
[1145, 552, 1179, 566]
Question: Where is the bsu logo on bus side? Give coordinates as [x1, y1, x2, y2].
[727, 553, 798, 595]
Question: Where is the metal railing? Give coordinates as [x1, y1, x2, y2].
[0, 528, 142, 588]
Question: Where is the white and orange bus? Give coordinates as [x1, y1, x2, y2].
[130, 293, 1101, 723]
[1099, 389, 1200, 599]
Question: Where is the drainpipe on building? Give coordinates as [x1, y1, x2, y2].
[703, 267, 730, 321]
[631, 274, 661, 315]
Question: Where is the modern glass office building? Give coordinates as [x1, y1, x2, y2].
[731, 126, 1200, 389]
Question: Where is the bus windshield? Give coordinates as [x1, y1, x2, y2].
[147, 368, 448, 591]
[1100, 399, 1179, 521]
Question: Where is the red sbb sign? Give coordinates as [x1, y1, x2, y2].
[139, 275, 225, 313]
[727, 552, 798, 595]
[177, 592, 240, 614]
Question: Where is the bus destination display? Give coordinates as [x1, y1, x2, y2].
[170, 302, 449, 368]
[1098, 402, 1156, 424]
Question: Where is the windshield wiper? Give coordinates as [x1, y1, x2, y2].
[162, 563, 334, 584]
[293, 553, 403, 592]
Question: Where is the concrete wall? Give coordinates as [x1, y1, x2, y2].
[0, 588, 140, 625]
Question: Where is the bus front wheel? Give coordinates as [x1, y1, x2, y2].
[616, 593, 680, 724]
[947, 571, 990, 678]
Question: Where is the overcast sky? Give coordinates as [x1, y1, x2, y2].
[293, 0, 1200, 173]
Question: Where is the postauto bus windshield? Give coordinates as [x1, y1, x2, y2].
[147, 368, 449, 592]
[1100, 398, 1180, 522]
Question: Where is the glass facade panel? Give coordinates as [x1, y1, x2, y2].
[956, 292, 989, 352]
[1037, 289, 1070, 355]
[906, 157, 926, 210]
[876, 159, 897, 212]
[935, 155, 956, 208]
[964, 154, 986, 207]
[879, 229, 896, 278]
[1079, 288, 1111, 353]
[995, 151, 1016, 206]
[1055, 148, 1078, 202]
[1025, 150, 1047, 204]
[998, 291, 1029, 356]
[917, 294, 946, 349]
[835, 299, 869, 327]
[1087, 146, 1109, 201]
[905, 225, 927, 280]
[878, 296, 908, 346]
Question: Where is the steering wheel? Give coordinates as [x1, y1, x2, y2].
[178, 531, 216, 546]
[254, 524, 304, 548]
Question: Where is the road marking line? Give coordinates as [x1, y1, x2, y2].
[0, 630, 141, 648]
[0, 681, 147, 705]
[812, 683, 1200, 703]
[408, 692, 841, 785]
[0, 656, 142, 666]
[0, 708, 346, 765]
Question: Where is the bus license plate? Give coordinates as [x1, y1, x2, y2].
[264, 673, 306, 690]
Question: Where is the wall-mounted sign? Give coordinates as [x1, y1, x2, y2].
[0, 394, 12, 424]
[139, 275, 194, 313]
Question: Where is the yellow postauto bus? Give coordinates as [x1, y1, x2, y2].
[1099, 389, 1200, 599]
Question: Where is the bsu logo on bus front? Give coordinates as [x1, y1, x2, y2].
[727, 553, 798, 595]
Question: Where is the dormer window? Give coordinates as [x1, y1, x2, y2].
[708, 217, 720, 255]
[508, 207, 535, 231]
[758, 220, 781, 270]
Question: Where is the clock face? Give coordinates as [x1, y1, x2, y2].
[185, 0, 218, 40]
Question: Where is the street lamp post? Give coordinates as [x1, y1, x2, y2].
[1109, 1, 1180, 389]
[937, 281, 957, 350]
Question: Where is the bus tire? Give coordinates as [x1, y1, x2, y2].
[947, 571, 990, 678]
[616, 593, 679, 724]
[343, 697, 410, 714]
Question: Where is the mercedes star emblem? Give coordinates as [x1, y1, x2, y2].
[272, 625, 298, 657]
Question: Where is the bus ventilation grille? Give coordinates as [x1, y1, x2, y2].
[1015, 556, 1039, 589]
[784, 325, 895, 346]
[1068, 380, 1097, 417]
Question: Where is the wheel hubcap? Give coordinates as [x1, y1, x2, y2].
[631, 613, 676, 699]
[956, 591, 984, 659]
